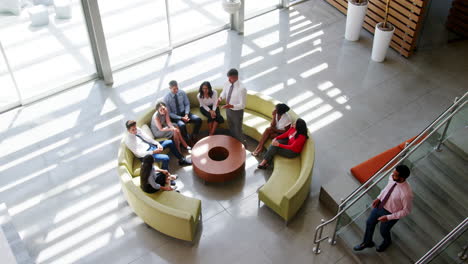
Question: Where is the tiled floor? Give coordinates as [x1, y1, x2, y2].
[0, 0, 467, 263]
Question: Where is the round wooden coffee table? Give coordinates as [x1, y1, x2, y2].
[191, 135, 246, 183]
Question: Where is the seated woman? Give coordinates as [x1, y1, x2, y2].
[151, 102, 190, 154]
[140, 155, 178, 193]
[252, 103, 291, 156]
[197, 81, 224, 136]
[257, 118, 308, 169]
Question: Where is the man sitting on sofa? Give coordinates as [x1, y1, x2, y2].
[124, 120, 191, 170]
[163, 80, 202, 144]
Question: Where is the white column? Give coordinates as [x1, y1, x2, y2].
[81, 0, 113, 85]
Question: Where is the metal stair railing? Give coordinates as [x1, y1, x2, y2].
[415, 217, 467, 264]
[312, 91, 468, 254]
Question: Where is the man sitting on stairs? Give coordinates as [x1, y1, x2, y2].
[353, 164, 413, 253]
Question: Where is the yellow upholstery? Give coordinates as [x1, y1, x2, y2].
[258, 138, 315, 222]
[117, 104, 201, 241]
[117, 87, 315, 240]
[119, 166, 201, 241]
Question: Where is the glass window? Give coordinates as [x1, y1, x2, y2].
[0, 42, 19, 111]
[169, 0, 229, 44]
[98, 0, 170, 68]
[245, 0, 279, 17]
[0, 1, 96, 102]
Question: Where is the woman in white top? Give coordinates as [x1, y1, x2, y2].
[198, 81, 224, 135]
[252, 103, 292, 156]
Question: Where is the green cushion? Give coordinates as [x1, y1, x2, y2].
[259, 156, 301, 208]
[131, 176, 201, 219]
[141, 124, 153, 138]
[117, 141, 135, 173]
[137, 108, 155, 127]
[242, 109, 271, 141]
[132, 159, 142, 176]
[246, 92, 279, 117]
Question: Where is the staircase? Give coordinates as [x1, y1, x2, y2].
[313, 93, 468, 264]
[338, 138, 468, 263]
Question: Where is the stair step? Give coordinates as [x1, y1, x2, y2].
[427, 144, 468, 185]
[409, 167, 467, 232]
[445, 138, 468, 161]
[410, 159, 468, 213]
[338, 206, 460, 263]
[323, 109, 468, 263]
[337, 210, 412, 264]
[353, 176, 459, 248]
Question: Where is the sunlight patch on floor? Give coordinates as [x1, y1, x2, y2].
[9, 160, 115, 216]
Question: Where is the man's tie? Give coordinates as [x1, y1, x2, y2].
[136, 134, 153, 147]
[378, 183, 397, 209]
[226, 84, 234, 104]
[174, 94, 181, 115]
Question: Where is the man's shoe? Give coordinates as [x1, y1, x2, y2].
[353, 242, 375, 251]
[376, 242, 391, 252]
[179, 158, 192, 166]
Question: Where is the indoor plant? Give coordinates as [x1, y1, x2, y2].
[371, 0, 395, 62]
[345, 0, 368, 41]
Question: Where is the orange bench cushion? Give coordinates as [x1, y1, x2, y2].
[350, 135, 425, 184]
[351, 146, 401, 184]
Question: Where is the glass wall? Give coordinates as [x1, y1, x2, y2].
[0, 0, 300, 112]
[0, 0, 96, 103]
[169, 0, 229, 44]
[0, 42, 19, 112]
[98, 0, 170, 68]
[245, 0, 279, 17]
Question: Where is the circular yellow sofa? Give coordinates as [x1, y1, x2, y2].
[117, 88, 315, 241]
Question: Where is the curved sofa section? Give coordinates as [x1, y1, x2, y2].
[117, 88, 315, 242]
[117, 133, 201, 241]
[118, 166, 201, 241]
[188, 88, 316, 222]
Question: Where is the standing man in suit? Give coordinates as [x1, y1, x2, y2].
[164, 80, 202, 144]
[353, 164, 413, 252]
[218, 68, 247, 143]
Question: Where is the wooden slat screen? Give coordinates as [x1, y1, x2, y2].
[325, 0, 429, 57]
[447, 0, 468, 38]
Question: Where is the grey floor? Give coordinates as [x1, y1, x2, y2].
[0, 0, 467, 263]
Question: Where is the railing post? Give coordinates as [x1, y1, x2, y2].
[435, 97, 459, 152]
[329, 199, 344, 245]
[313, 219, 325, 254]
[459, 244, 467, 261]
